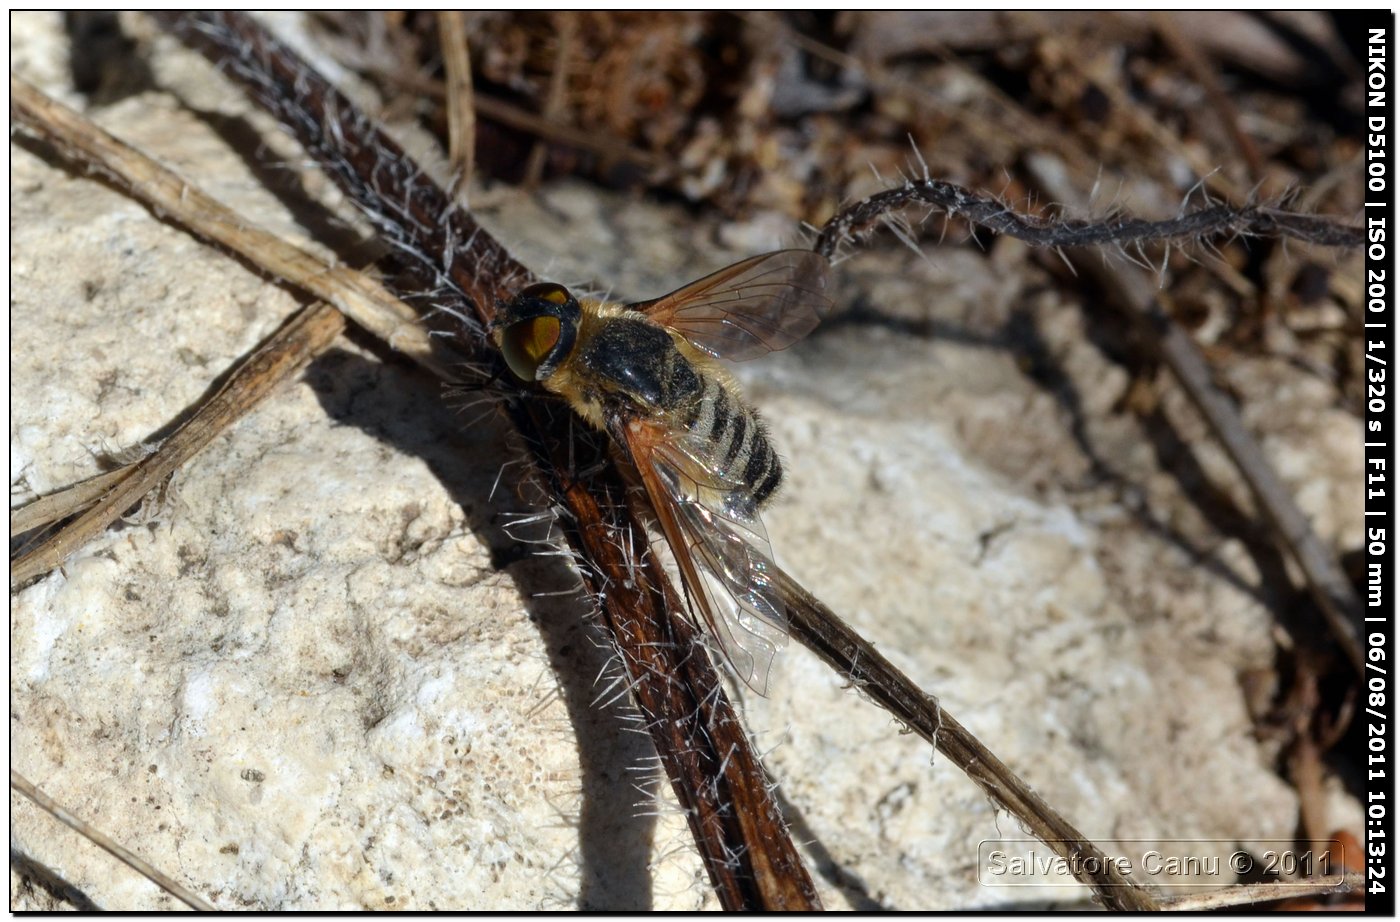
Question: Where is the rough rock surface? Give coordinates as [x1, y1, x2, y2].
[11, 12, 1361, 911]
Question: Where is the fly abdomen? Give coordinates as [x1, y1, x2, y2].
[684, 378, 783, 507]
[744, 431, 782, 506]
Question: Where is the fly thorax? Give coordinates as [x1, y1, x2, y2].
[581, 319, 703, 411]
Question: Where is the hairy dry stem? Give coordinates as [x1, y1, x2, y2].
[11, 11, 1366, 911]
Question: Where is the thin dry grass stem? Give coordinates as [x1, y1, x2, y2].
[11, 467, 133, 537]
[1028, 162, 1367, 678]
[11, 769, 215, 911]
[9, 77, 472, 582]
[523, 11, 576, 189]
[158, 11, 818, 909]
[773, 565, 1162, 910]
[436, 10, 475, 200]
[20, 12, 1354, 910]
[9, 76, 459, 384]
[1154, 872, 1362, 911]
[10, 302, 346, 587]
[343, 62, 662, 174]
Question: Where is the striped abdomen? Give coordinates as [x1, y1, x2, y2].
[680, 377, 782, 507]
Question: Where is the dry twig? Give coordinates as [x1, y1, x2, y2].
[436, 10, 476, 198]
[11, 12, 1362, 910]
[1155, 872, 1362, 911]
[11, 769, 215, 911]
[775, 566, 1161, 908]
[522, 12, 576, 189]
[813, 175, 1363, 261]
[9, 76, 457, 382]
[11, 467, 132, 537]
[9, 300, 345, 587]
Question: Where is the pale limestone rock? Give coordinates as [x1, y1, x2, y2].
[11, 11, 1359, 912]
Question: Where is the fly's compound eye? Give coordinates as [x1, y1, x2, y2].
[500, 315, 562, 381]
[496, 281, 579, 382]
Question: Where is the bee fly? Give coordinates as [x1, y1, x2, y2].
[491, 251, 832, 694]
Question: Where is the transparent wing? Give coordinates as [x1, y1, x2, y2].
[620, 418, 788, 696]
[630, 250, 833, 362]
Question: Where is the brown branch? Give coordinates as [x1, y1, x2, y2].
[155, 11, 819, 909]
[552, 449, 823, 910]
[775, 566, 1162, 910]
[145, 13, 1185, 909]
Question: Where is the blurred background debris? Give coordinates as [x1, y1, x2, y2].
[305, 11, 1363, 410]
